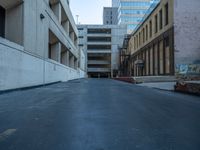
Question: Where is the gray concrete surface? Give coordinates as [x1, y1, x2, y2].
[137, 82, 176, 91]
[0, 79, 200, 150]
[0, 0, 86, 91]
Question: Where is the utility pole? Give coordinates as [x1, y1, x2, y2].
[76, 15, 79, 24]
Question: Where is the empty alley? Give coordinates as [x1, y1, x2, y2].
[0, 79, 200, 150]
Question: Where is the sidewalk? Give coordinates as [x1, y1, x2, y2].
[137, 82, 176, 91]
[175, 81, 200, 95]
[137, 81, 200, 96]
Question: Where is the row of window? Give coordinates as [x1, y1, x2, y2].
[133, 3, 169, 50]
[120, 2, 151, 7]
[87, 29, 111, 34]
[121, 10, 147, 15]
[120, 16, 144, 23]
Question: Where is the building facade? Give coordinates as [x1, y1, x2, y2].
[113, 0, 159, 33]
[103, 7, 118, 25]
[77, 25, 127, 78]
[0, 0, 86, 91]
[120, 0, 200, 78]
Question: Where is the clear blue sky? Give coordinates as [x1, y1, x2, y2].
[70, 0, 111, 24]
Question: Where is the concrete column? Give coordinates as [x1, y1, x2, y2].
[69, 55, 75, 69]
[70, 31, 74, 43]
[62, 20, 69, 35]
[61, 51, 68, 66]
[52, 2, 61, 23]
[74, 37, 78, 48]
[66, 51, 70, 66]
[50, 42, 61, 62]
[74, 58, 78, 69]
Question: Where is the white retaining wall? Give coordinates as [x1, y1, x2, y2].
[0, 38, 85, 91]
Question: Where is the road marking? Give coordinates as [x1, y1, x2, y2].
[0, 129, 17, 142]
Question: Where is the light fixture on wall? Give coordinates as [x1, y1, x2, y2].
[40, 13, 45, 20]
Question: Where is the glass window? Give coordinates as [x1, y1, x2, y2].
[155, 14, 158, 33]
[159, 9, 163, 30]
[149, 20, 152, 37]
[165, 3, 169, 25]
[146, 25, 148, 41]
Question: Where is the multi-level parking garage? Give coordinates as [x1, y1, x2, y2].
[78, 25, 126, 78]
[0, 0, 86, 91]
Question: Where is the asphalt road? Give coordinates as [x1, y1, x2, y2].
[0, 79, 200, 150]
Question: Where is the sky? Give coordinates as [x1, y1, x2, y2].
[70, 0, 111, 25]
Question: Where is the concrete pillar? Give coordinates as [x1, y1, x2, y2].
[61, 51, 68, 66]
[74, 58, 78, 69]
[66, 51, 70, 66]
[62, 20, 69, 35]
[74, 37, 78, 48]
[69, 55, 75, 68]
[50, 42, 61, 62]
[52, 2, 61, 23]
[5, 3, 23, 45]
[70, 31, 74, 43]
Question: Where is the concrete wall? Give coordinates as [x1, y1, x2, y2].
[0, 39, 83, 91]
[128, 0, 174, 55]
[0, 0, 86, 91]
[174, 0, 200, 76]
[5, 3, 23, 46]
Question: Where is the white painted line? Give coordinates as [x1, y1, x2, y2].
[0, 129, 17, 142]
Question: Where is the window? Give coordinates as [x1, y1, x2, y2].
[134, 37, 136, 49]
[155, 14, 158, 33]
[165, 37, 169, 47]
[78, 28, 84, 30]
[143, 28, 145, 43]
[78, 36, 83, 38]
[87, 45, 111, 50]
[159, 9, 163, 30]
[165, 3, 169, 25]
[88, 28, 111, 34]
[146, 25, 148, 41]
[139, 32, 141, 46]
[0, 6, 5, 38]
[87, 37, 111, 42]
[149, 20, 152, 37]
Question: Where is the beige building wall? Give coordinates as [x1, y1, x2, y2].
[127, 0, 175, 76]
[124, 0, 200, 77]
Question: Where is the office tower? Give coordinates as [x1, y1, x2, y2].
[113, 0, 159, 33]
